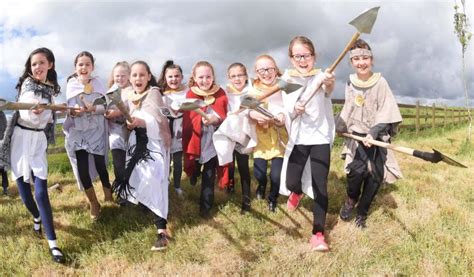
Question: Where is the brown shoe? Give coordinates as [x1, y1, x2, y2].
[151, 232, 170, 251]
[103, 187, 113, 202]
[84, 187, 101, 220]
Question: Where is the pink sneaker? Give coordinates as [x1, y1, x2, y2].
[287, 192, 304, 211]
[310, 232, 329, 252]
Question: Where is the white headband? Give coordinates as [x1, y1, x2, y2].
[349, 48, 372, 58]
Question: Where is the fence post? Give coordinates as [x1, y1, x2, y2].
[416, 101, 420, 134]
[451, 108, 454, 125]
[432, 103, 436, 129]
[444, 105, 447, 128]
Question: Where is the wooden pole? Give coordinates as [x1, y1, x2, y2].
[416, 100, 420, 134]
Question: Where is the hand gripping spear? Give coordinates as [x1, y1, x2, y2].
[341, 132, 468, 168]
[231, 78, 303, 115]
[105, 84, 133, 123]
[176, 99, 210, 121]
[301, 6, 380, 106]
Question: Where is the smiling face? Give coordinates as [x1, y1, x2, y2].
[193, 65, 214, 90]
[290, 42, 315, 74]
[75, 55, 94, 82]
[113, 66, 130, 89]
[30, 53, 53, 82]
[130, 63, 152, 93]
[228, 65, 247, 91]
[350, 50, 373, 80]
[255, 57, 277, 86]
[165, 68, 183, 90]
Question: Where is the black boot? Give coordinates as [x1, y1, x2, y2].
[355, 215, 367, 229]
[339, 197, 356, 221]
[256, 185, 265, 200]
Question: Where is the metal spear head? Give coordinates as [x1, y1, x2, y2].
[240, 95, 262, 110]
[349, 6, 380, 34]
[106, 83, 122, 105]
[432, 148, 468, 168]
[178, 99, 207, 111]
[276, 78, 303, 94]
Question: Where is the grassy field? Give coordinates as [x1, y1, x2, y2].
[0, 126, 472, 275]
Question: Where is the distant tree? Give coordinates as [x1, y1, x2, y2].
[453, 0, 472, 141]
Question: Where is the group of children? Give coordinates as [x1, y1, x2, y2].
[0, 36, 403, 263]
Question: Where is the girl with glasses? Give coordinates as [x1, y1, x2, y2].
[280, 36, 335, 251]
[249, 55, 288, 212]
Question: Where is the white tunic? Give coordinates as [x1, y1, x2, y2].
[163, 87, 187, 154]
[126, 109, 169, 219]
[11, 82, 53, 182]
[63, 77, 108, 190]
[279, 70, 335, 199]
[108, 86, 132, 150]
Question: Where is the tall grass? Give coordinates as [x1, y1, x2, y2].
[0, 126, 472, 275]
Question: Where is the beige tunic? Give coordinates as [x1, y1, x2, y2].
[336, 74, 403, 184]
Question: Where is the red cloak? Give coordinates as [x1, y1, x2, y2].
[182, 87, 230, 188]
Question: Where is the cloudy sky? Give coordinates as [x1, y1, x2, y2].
[1, 0, 473, 106]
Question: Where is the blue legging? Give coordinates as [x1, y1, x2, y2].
[16, 177, 56, 240]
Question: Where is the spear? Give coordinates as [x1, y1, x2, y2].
[0, 98, 80, 111]
[301, 6, 380, 106]
[340, 132, 468, 168]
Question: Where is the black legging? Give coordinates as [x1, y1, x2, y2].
[171, 151, 183, 189]
[229, 151, 251, 205]
[0, 168, 8, 190]
[194, 157, 217, 213]
[75, 150, 111, 190]
[112, 149, 126, 184]
[286, 144, 330, 234]
[254, 157, 283, 204]
[140, 203, 167, 230]
[346, 145, 384, 217]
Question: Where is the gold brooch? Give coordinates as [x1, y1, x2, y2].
[83, 83, 93, 94]
[355, 94, 365, 107]
[204, 96, 215, 105]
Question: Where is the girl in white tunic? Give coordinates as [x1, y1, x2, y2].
[224, 62, 252, 212]
[114, 61, 172, 251]
[280, 36, 335, 252]
[63, 51, 111, 220]
[157, 60, 187, 196]
[105, 61, 132, 198]
[11, 47, 65, 263]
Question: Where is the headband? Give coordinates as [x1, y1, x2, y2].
[349, 48, 372, 58]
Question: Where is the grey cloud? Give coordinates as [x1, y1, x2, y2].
[0, 0, 472, 106]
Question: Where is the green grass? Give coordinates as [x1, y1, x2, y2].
[0, 126, 472, 275]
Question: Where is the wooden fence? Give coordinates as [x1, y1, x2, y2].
[332, 99, 471, 134]
[53, 100, 470, 137]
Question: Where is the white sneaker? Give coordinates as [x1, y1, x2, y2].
[175, 187, 184, 196]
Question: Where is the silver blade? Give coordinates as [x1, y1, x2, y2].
[349, 6, 380, 34]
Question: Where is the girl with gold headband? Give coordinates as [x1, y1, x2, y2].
[114, 61, 172, 251]
[157, 60, 187, 196]
[336, 39, 402, 229]
[249, 54, 288, 213]
[279, 36, 335, 252]
[182, 61, 228, 218]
